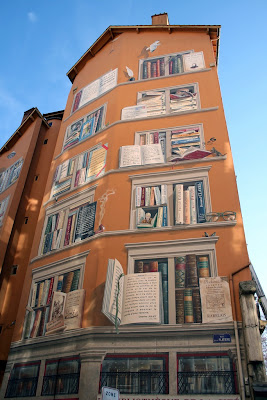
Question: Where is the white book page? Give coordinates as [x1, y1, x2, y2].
[121, 272, 160, 325]
[119, 145, 142, 167]
[121, 105, 147, 120]
[141, 144, 164, 165]
[108, 259, 124, 321]
[64, 289, 85, 330]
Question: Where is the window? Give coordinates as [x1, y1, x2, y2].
[121, 84, 200, 120]
[5, 362, 40, 398]
[52, 143, 108, 198]
[177, 353, 238, 395]
[34, 175, 39, 181]
[43, 139, 48, 145]
[0, 196, 10, 227]
[23, 252, 86, 339]
[139, 51, 205, 80]
[24, 217, 29, 224]
[11, 265, 18, 275]
[7, 151, 16, 159]
[63, 105, 106, 151]
[0, 158, 23, 193]
[42, 356, 80, 396]
[100, 354, 168, 395]
[125, 237, 218, 325]
[39, 187, 96, 255]
[135, 123, 205, 163]
[130, 167, 211, 230]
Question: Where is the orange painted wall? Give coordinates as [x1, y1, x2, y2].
[12, 28, 251, 342]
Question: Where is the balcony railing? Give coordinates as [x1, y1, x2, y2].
[41, 373, 80, 396]
[5, 378, 38, 398]
[177, 370, 238, 394]
[100, 371, 169, 394]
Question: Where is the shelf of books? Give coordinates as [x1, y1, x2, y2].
[139, 51, 205, 80]
[134, 259, 168, 324]
[24, 269, 81, 339]
[135, 185, 168, 228]
[174, 181, 206, 225]
[175, 254, 210, 324]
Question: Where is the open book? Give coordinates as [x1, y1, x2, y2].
[102, 259, 163, 326]
[45, 289, 85, 335]
[171, 146, 211, 161]
[119, 144, 164, 168]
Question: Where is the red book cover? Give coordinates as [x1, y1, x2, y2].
[153, 132, 159, 143]
[64, 216, 73, 246]
[151, 62, 157, 78]
[143, 263, 150, 273]
[140, 187, 145, 207]
[149, 261, 158, 272]
[46, 278, 54, 305]
[169, 60, 173, 75]
[74, 170, 80, 187]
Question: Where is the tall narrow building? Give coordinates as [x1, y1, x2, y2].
[0, 14, 266, 400]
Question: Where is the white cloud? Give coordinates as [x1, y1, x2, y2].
[28, 12, 37, 23]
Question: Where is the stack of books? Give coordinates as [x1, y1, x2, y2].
[137, 91, 166, 117]
[169, 87, 197, 113]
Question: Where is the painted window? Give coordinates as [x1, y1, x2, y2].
[63, 104, 106, 151]
[177, 353, 238, 394]
[42, 357, 80, 396]
[5, 362, 40, 398]
[0, 196, 10, 227]
[0, 158, 23, 193]
[100, 354, 168, 395]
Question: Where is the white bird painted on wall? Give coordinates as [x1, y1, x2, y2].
[146, 40, 160, 52]
[126, 66, 134, 78]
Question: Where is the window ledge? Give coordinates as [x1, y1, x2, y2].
[30, 220, 236, 264]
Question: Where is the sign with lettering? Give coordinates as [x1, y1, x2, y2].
[101, 386, 119, 400]
[213, 333, 231, 343]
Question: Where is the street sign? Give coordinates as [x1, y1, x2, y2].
[101, 386, 120, 400]
[213, 333, 231, 343]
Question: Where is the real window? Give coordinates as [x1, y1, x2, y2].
[39, 187, 96, 255]
[125, 237, 218, 325]
[139, 50, 205, 80]
[5, 362, 40, 398]
[42, 356, 80, 396]
[63, 104, 106, 151]
[23, 252, 87, 339]
[0, 158, 23, 193]
[177, 353, 238, 395]
[11, 265, 18, 275]
[52, 143, 107, 198]
[100, 354, 168, 395]
[130, 167, 211, 230]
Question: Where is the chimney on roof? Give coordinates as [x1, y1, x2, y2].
[21, 107, 35, 124]
[151, 13, 169, 26]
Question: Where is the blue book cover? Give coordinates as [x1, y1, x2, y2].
[195, 181, 206, 223]
[162, 205, 168, 226]
[79, 116, 95, 141]
[171, 137, 200, 145]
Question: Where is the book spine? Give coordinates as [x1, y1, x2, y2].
[177, 56, 183, 73]
[149, 187, 155, 206]
[64, 215, 73, 246]
[136, 208, 145, 226]
[158, 262, 168, 324]
[45, 216, 52, 234]
[24, 311, 34, 339]
[143, 62, 148, 79]
[57, 275, 64, 291]
[184, 289, 194, 323]
[175, 290, 184, 324]
[62, 271, 74, 293]
[175, 257, 186, 288]
[46, 278, 54, 305]
[160, 59, 165, 76]
[143, 263, 150, 273]
[134, 261, 144, 273]
[156, 206, 163, 227]
[195, 181, 206, 223]
[189, 186, 197, 224]
[37, 308, 46, 336]
[183, 189, 190, 224]
[30, 310, 41, 338]
[151, 62, 157, 77]
[70, 270, 80, 291]
[41, 280, 50, 306]
[74, 170, 80, 187]
[35, 283, 40, 308]
[145, 187, 151, 207]
[169, 59, 173, 75]
[197, 255, 210, 277]
[162, 205, 167, 227]
[175, 184, 184, 224]
[37, 282, 44, 307]
[147, 62, 151, 78]
[149, 261, 158, 272]
[136, 187, 142, 207]
[139, 134, 146, 145]
[31, 283, 37, 308]
[69, 213, 77, 244]
[156, 59, 160, 77]
[173, 56, 178, 74]
[154, 186, 161, 206]
[42, 306, 51, 336]
[153, 131, 159, 143]
[192, 289, 202, 323]
[161, 184, 167, 205]
[140, 187, 145, 207]
[159, 132, 166, 156]
[186, 254, 198, 287]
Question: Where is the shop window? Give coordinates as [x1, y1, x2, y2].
[177, 353, 238, 394]
[100, 354, 168, 395]
[41, 357, 80, 396]
[5, 362, 40, 398]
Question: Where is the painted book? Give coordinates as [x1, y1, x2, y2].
[119, 144, 164, 167]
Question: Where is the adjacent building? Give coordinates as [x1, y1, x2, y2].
[0, 13, 265, 400]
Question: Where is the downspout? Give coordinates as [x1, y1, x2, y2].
[229, 264, 250, 400]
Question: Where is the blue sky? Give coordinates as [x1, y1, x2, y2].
[0, 1, 266, 298]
